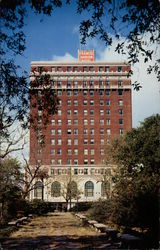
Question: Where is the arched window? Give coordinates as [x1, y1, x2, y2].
[51, 181, 61, 197]
[101, 181, 110, 197]
[85, 181, 94, 197]
[34, 181, 43, 199]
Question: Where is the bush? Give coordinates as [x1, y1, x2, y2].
[26, 200, 55, 215]
[88, 199, 113, 223]
[70, 202, 93, 212]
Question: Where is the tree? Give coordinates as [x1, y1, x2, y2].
[0, 158, 22, 222]
[107, 114, 160, 248]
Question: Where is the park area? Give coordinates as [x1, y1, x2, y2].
[1, 212, 120, 249]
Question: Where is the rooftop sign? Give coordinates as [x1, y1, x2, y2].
[78, 50, 95, 62]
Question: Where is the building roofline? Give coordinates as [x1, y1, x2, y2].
[31, 61, 130, 66]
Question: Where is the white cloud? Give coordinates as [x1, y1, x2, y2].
[52, 52, 77, 62]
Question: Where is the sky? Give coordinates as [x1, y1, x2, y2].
[13, 3, 160, 161]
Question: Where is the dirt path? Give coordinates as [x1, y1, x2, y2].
[1, 213, 119, 249]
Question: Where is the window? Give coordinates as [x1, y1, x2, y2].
[67, 66, 72, 72]
[73, 90, 78, 96]
[83, 129, 88, 134]
[67, 159, 72, 165]
[67, 110, 71, 116]
[57, 81, 61, 87]
[57, 119, 62, 125]
[51, 149, 55, 155]
[73, 67, 78, 72]
[83, 100, 87, 106]
[84, 110, 88, 116]
[57, 90, 62, 96]
[120, 128, 123, 135]
[83, 81, 87, 87]
[99, 80, 103, 86]
[67, 149, 72, 155]
[38, 110, 42, 116]
[57, 129, 62, 135]
[100, 100, 104, 106]
[84, 168, 88, 174]
[57, 139, 62, 145]
[74, 149, 78, 155]
[57, 110, 61, 115]
[90, 159, 95, 164]
[106, 80, 110, 86]
[38, 118, 42, 125]
[51, 67, 55, 72]
[83, 90, 88, 96]
[83, 67, 87, 72]
[106, 109, 110, 115]
[57, 149, 62, 155]
[90, 110, 94, 115]
[57, 67, 62, 72]
[67, 81, 71, 88]
[51, 182, 61, 197]
[67, 119, 72, 125]
[100, 128, 104, 134]
[34, 181, 43, 199]
[67, 100, 71, 105]
[74, 159, 78, 165]
[118, 90, 123, 96]
[74, 110, 78, 115]
[105, 66, 110, 72]
[73, 129, 78, 134]
[119, 119, 123, 125]
[118, 80, 123, 86]
[51, 119, 55, 125]
[100, 149, 104, 155]
[74, 100, 78, 106]
[100, 110, 104, 116]
[119, 109, 123, 115]
[118, 66, 122, 72]
[90, 128, 94, 135]
[73, 119, 78, 125]
[90, 139, 94, 144]
[106, 129, 111, 135]
[105, 90, 110, 95]
[100, 139, 104, 145]
[118, 99, 123, 106]
[84, 119, 88, 125]
[106, 100, 110, 106]
[84, 159, 88, 165]
[37, 148, 41, 155]
[67, 129, 71, 134]
[99, 66, 104, 72]
[67, 90, 71, 96]
[89, 66, 94, 72]
[51, 139, 55, 145]
[106, 119, 111, 125]
[85, 181, 94, 197]
[90, 119, 94, 125]
[50, 159, 55, 165]
[90, 100, 94, 105]
[90, 149, 95, 155]
[100, 119, 104, 125]
[84, 139, 88, 145]
[84, 149, 88, 155]
[67, 139, 72, 145]
[57, 159, 62, 165]
[51, 129, 55, 135]
[74, 139, 78, 145]
[58, 100, 62, 106]
[90, 80, 94, 87]
[90, 90, 94, 96]
[74, 168, 78, 174]
[99, 90, 104, 96]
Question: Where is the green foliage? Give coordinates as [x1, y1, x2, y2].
[88, 200, 113, 223]
[26, 200, 55, 215]
[70, 202, 93, 212]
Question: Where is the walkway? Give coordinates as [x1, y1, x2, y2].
[1, 213, 119, 249]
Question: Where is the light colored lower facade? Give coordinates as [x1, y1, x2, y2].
[29, 165, 113, 204]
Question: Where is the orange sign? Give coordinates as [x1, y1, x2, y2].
[78, 50, 95, 61]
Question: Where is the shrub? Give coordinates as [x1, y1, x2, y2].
[70, 202, 93, 212]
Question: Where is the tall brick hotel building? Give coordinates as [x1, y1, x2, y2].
[29, 50, 132, 205]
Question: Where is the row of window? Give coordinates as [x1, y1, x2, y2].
[42, 148, 105, 156]
[51, 79, 123, 87]
[37, 65, 123, 73]
[34, 180, 110, 199]
[50, 168, 111, 176]
[56, 89, 124, 96]
[51, 119, 112, 126]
